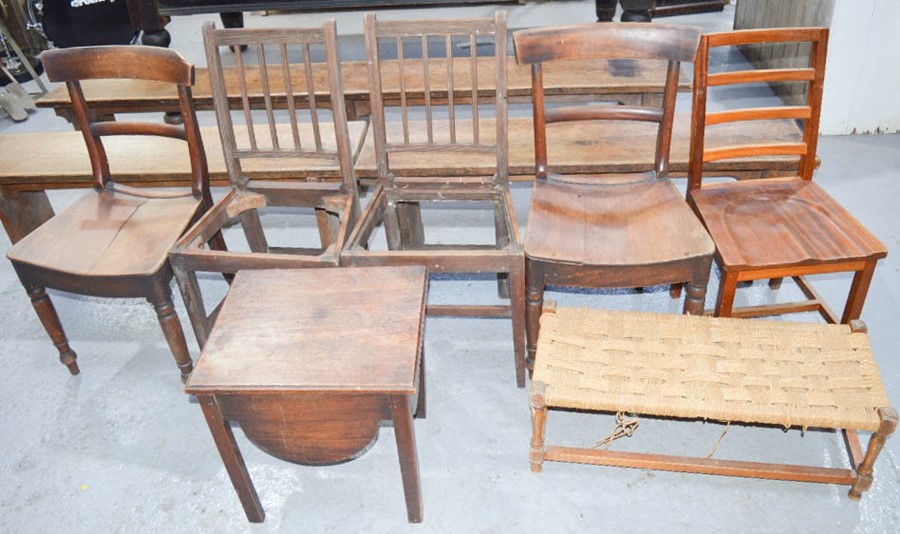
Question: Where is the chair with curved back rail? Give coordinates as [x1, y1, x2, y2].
[6, 46, 222, 382]
[513, 23, 715, 371]
[687, 28, 887, 323]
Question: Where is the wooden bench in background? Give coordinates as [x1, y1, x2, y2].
[36, 57, 689, 124]
[0, 116, 802, 244]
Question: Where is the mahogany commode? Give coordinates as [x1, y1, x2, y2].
[185, 266, 428, 523]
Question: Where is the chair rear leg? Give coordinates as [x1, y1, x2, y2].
[510, 257, 527, 388]
[26, 286, 79, 375]
[149, 293, 194, 382]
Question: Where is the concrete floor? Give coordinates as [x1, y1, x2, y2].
[1, 2, 899, 532]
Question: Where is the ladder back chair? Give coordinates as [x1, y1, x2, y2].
[169, 21, 360, 348]
[6, 45, 222, 382]
[513, 23, 715, 370]
[687, 28, 887, 323]
[342, 12, 526, 387]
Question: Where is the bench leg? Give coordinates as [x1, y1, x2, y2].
[849, 407, 898, 500]
[530, 382, 548, 473]
[0, 190, 54, 244]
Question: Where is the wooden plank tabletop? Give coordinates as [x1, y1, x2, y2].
[36, 57, 689, 116]
[0, 121, 368, 192]
[185, 266, 427, 393]
[354, 116, 806, 179]
[0, 116, 803, 193]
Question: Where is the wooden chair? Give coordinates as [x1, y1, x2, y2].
[687, 28, 887, 323]
[513, 23, 715, 370]
[169, 21, 359, 348]
[341, 12, 526, 387]
[6, 46, 222, 381]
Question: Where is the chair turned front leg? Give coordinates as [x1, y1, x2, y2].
[530, 382, 548, 473]
[525, 261, 545, 373]
[149, 296, 194, 382]
[684, 256, 712, 316]
[849, 407, 898, 500]
[26, 286, 79, 375]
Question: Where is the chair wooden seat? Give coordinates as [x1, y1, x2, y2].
[525, 177, 714, 267]
[529, 305, 897, 500]
[9, 190, 200, 283]
[691, 179, 887, 270]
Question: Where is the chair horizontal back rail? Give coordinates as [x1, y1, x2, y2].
[703, 142, 808, 163]
[205, 27, 326, 47]
[514, 22, 701, 64]
[705, 27, 828, 48]
[545, 104, 663, 124]
[708, 67, 816, 86]
[706, 106, 811, 125]
[372, 19, 497, 37]
[42, 46, 193, 85]
[89, 122, 188, 140]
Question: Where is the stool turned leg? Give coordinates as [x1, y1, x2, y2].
[849, 407, 898, 500]
[198, 395, 265, 522]
[26, 286, 78, 375]
[530, 382, 548, 473]
[768, 277, 784, 289]
[390, 395, 423, 523]
[149, 295, 193, 383]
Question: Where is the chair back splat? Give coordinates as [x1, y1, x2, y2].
[42, 46, 209, 200]
[514, 23, 701, 180]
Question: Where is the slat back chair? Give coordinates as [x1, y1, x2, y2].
[169, 21, 361, 348]
[513, 23, 714, 371]
[6, 45, 220, 382]
[687, 28, 887, 323]
[342, 12, 526, 387]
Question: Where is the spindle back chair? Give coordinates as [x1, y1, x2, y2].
[342, 12, 526, 387]
[170, 21, 360, 348]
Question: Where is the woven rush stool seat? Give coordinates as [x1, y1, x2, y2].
[529, 305, 897, 499]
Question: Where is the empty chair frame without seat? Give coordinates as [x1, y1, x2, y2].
[6, 46, 221, 381]
[513, 23, 715, 371]
[687, 28, 887, 323]
[169, 21, 360, 348]
[342, 12, 526, 387]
